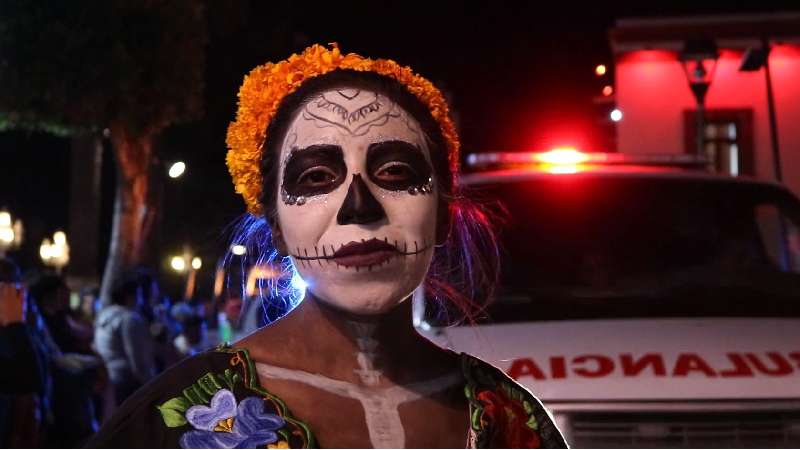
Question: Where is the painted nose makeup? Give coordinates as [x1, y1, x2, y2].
[336, 174, 386, 225]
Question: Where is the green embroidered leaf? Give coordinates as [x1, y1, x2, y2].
[197, 373, 223, 396]
[160, 396, 192, 413]
[523, 400, 533, 414]
[470, 406, 483, 430]
[156, 396, 192, 428]
[464, 385, 475, 401]
[183, 385, 209, 405]
[159, 407, 188, 428]
[526, 415, 539, 430]
[222, 369, 237, 390]
[278, 429, 290, 441]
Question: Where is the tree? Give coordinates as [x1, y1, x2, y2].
[0, 1, 206, 301]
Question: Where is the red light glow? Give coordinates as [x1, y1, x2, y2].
[543, 164, 581, 174]
[602, 85, 614, 96]
[595, 64, 607, 76]
[534, 148, 590, 165]
[618, 50, 678, 64]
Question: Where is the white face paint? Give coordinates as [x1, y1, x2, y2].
[275, 86, 437, 315]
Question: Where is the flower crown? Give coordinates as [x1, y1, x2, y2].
[226, 43, 461, 216]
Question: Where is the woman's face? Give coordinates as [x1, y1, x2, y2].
[274, 86, 438, 315]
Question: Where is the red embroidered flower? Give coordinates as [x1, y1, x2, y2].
[477, 386, 541, 448]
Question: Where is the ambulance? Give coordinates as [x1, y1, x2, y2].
[417, 150, 800, 448]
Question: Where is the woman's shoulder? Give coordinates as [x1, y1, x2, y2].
[86, 345, 316, 449]
[460, 353, 568, 449]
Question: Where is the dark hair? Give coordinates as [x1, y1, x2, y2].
[28, 272, 66, 307]
[0, 258, 21, 283]
[110, 271, 142, 306]
[242, 69, 500, 324]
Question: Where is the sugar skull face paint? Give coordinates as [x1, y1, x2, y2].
[274, 87, 437, 315]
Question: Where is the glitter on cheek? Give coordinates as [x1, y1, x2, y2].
[377, 188, 408, 200]
[376, 184, 436, 200]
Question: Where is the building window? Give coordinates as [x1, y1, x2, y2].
[684, 109, 754, 176]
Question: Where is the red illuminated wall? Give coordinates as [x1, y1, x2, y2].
[615, 44, 800, 196]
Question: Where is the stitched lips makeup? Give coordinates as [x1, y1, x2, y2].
[292, 238, 430, 269]
[332, 238, 398, 268]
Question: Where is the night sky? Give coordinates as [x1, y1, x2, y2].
[2, 1, 797, 292]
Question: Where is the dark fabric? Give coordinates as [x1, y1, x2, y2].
[0, 323, 43, 393]
[86, 351, 233, 448]
[0, 323, 46, 448]
[46, 364, 100, 448]
[43, 312, 86, 354]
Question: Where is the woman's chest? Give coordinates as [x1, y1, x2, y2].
[258, 374, 470, 448]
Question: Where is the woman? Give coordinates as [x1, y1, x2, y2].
[87, 44, 566, 449]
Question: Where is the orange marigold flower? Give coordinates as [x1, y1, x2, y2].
[225, 43, 460, 216]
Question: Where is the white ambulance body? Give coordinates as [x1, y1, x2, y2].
[418, 151, 800, 448]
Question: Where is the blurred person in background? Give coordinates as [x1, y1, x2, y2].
[0, 258, 46, 448]
[29, 273, 104, 448]
[129, 268, 182, 374]
[76, 287, 100, 329]
[94, 271, 156, 406]
[30, 273, 92, 354]
[221, 295, 267, 343]
[170, 302, 213, 357]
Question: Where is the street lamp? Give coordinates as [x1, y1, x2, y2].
[679, 39, 719, 158]
[168, 161, 186, 179]
[739, 42, 782, 182]
[0, 210, 23, 257]
[40, 230, 70, 273]
[169, 246, 202, 299]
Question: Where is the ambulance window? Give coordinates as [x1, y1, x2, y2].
[755, 204, 800, 272]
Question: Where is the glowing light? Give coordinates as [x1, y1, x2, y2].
[49, 245, 63, 259]
[231, 245, 247, 256]
[39, 232, 69, 270]
[245, 264, 281, 297]
[40, 239, 52, 260]
[544, 164, 580, 174]
[170, 256, 186, 272]
[595, 64, 607, 76]
[602, 85, 614, 96]
[534, 148, 590, 165]
[610, 108, 623, 122]
[191, 257, 202, 270]
[213, 267, 225, 298]
[0, 212, 10, 227]
[53, 231, 66, 246]
[0, 228, 13, 244]
[290, 271, 308, 295]
[168, 161, 186, 178]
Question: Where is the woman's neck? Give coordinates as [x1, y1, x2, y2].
[259, 291, 448, 387]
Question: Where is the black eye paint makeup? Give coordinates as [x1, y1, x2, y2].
[282, 144, 347, 201]
[366, 140, 433, 193]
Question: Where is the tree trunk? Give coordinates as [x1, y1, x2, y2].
[99, 127, 158, 304]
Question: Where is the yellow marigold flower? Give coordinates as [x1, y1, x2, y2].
[226, 43, 460, 216]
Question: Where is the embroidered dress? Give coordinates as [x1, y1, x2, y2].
[86, 346, 567, 448]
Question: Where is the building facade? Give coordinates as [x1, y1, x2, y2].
[610, 13, 800, 196]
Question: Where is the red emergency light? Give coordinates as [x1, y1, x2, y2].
[466, 150, 709, 170]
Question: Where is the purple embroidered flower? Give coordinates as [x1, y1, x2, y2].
[179, 389, 285, 449]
